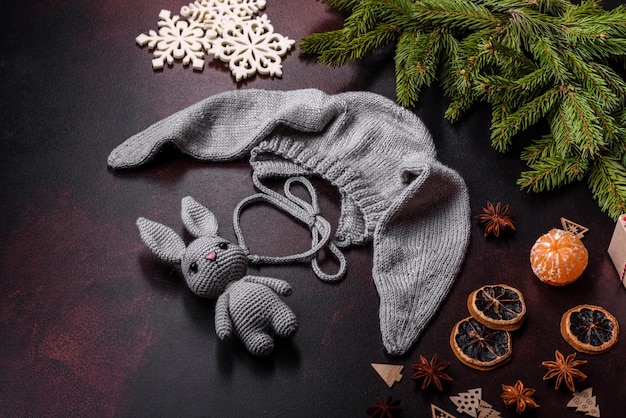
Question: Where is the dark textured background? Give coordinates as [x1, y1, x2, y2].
[1, 1, 624, 416]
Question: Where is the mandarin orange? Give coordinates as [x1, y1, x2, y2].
[530, 228, 588, 286]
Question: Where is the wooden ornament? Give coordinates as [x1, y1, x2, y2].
[136, 2, 294, 80]
[586, 406, 601, 418]
[607, 214, 626, 286]
[567, 387, 601, 417]
[136, 9, 209, 71]
[370, 363, 403, 388]
[450, 388, 482, 417]
[431, 403, 457, 418]
[208, 15, 295, 81]
[477, 399, 501, 418]
[561, 217, 589, 239]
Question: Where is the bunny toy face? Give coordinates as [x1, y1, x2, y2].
[182, 236, 248, 298]
[137, 196, 250, 299]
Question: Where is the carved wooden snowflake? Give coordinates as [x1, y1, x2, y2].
[136, 3, 293, 80]
[181, 0, 267, 34]
[136, 9, 209, 71]
[208, 14, 295, 81]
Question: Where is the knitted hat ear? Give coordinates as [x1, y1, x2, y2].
[107, 89, 344, 170]
[373, 161, 470, 356]
[181, 196, 219, 238]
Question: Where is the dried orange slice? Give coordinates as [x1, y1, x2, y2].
[530, 228, 588, 286]
[450, 316, 512, 370]
[467, 284, 526, 331]
[561, 305, 619, 354]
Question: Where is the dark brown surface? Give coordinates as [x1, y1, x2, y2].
[1, 1, 624, 417]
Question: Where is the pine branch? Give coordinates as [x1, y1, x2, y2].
[412, 0, 503, 31]
[317, 24, 400, 67]
[344, 1, 389, 36]
[444, 68, 481, 121]
[518, 153, 588, 191]
[520, 133, 560, 165]
[589, 62, 626, 105]
[314, 0, 361, 11]
[395, 31, 424, 107]
[489, 40, 537, 73]
[529, 36, 568, 83]
[437, 30, 463, 97]
[588, 154, 626, 218]
[548, 103, 576, 155]
[560, 3, 626, 59]
[561, 87, 606, 157]
[395, 28, 445, 106]
[563, 50, 621, 111]
[588, 100, 624, 142]
[299, 29, 347, 56]
[506, 7, 559, 43]
[375, 0, 423, 26]
[490, 87, 561, 152]
[473, 0, 571, 16]
[444, 33, 495, 121]
[479, 0, 543, 14]
[302, 0, 626, 219]
[535, 0, 573, 16]
[477, 69, 551, 109]
[563, 1, 626, 32]
[445, 93, 479, 122]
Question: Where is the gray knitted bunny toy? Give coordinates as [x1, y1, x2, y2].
[136, 196, 298, 356]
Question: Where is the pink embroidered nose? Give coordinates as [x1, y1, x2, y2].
[205, 251, 217, 261]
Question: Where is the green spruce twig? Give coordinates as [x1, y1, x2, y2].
[300, 0, 626, 219]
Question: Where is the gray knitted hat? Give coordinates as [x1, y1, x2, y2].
[108, 89, 471, 355]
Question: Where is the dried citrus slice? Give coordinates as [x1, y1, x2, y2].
[467, 284, 526, 331]
[530, 228, 588, 286]
[450, 316, 512, 370]
[561, 305, 619, 354]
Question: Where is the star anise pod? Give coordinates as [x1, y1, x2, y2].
[366, 396, 402, 418]
[411, 354, 453, 391]
[542, 350, 587, 392]
[500, 380, 540, 414]
[475, 200, 516, 237]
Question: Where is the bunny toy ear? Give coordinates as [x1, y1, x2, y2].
[137, 217, 186, 264]
[181, 196, 219, 238]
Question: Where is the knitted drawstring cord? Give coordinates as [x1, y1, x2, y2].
[233, 175, 347, 282]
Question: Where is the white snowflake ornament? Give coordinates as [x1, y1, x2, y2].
[136, 9, 209, 71]
[208, 14, 295, 81]
[181, 0, 267, 34]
